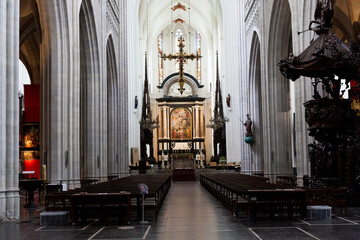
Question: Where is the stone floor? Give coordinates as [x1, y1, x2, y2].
[0, 181, 360, 240]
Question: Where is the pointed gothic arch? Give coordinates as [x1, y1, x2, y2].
[19, 0, 41, 85]
[106, 35, 119, 175]
[35, 0, 83, 188]
[266, 0, 293, 176]
[80, 0, 101, 178]
[246, 31, 264, 173]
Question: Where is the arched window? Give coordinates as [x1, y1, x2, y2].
[174, 29, 183, 72]
[18, 60, 31, 95]
[195, 31, 201, 82]
[158, 33, 164, 83]
[175, 29, 183, 52]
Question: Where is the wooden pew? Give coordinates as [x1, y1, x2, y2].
[80, 179, 98, 187]
[45, 174, 172, 224]
[246, 189, 306, 219]
[200, 173, 306, 219]
[71, 192, 131, 224]
[107, 175, 119, 181]
[303, 187, 347, 214]
[45, 192, 73, 211]
[276, 175, 297, 187]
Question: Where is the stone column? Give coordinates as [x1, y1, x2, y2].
[0, 0, 20, 221]
[118, 0, 128, 175]
[158, 106, 163, 139]
[163, 106, 169, 139]
[195, 106, 200, 138]
[289, 0, 316, 179]
[199, 107, 204, 138]
[0, 0, 7, 221]
[222, 0, 242, 164]
[8, 0, 20, 220]
[192, 106, 196, 138]
[36, 0, 83, 188]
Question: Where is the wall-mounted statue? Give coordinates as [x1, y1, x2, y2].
[134, 96, 138, 109]
[243, 114, 254, 144]
[243, 114, 253, 137]
[226, 93, 231, 108]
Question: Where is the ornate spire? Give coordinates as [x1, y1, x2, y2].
[139, 53, 159, 130]
[214, 51, 224, 119]
[142, 52, 150, 119]
[207, 51, 228, 130]
[139, 53, 158, 162]
[140, 53, 159, 130]
[206, 51, 228, 158]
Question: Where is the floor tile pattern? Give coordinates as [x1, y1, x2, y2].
[1, 181, 360, 240]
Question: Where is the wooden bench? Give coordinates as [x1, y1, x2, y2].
[107, 175, 119, 181]
[71, 192, 131, 224]
[200, 173, 306, 219]
[80, 179, 98, 187]
[44, 174, 171, 224]
[45, 193, 73, 211]
[304, 187, 347, 214]
[246, 189, 306, 219]
[276, 176, 297, 187]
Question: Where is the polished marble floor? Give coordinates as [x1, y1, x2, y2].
[1, 181, 360, 240]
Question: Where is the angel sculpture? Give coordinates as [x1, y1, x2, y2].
[308, 0, 334, 35]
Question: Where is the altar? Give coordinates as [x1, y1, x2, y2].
[155, 36, 207, 170]
[171, 153, 196, 181]
[172, 153, 195, 170]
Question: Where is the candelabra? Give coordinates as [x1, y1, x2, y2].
[139, 117, 159, 130]
[206, 115, 229, 130]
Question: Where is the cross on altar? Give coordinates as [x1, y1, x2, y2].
[161, 36, 202, 94]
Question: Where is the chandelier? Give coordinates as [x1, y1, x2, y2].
[139, 117, 159, 130]
[206, 115, 229, 130]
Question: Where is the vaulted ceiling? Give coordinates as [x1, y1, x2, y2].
[20, 0, 42, 84]
[332, 0, 360, 41]
[138, 0, 222, 51]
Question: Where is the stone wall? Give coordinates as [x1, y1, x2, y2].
[0, 0, 129, 221]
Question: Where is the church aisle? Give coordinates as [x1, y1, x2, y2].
[146, 181, 257, 240]
[1, 180, 360, 239]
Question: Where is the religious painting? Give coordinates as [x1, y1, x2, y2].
[23, 125, 40, 148]
[23, 151, 34, 160]
[23, 151, 40, 160]
[171, 108, 192, 140]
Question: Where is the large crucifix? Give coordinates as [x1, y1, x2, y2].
[161, 36, 202, 94]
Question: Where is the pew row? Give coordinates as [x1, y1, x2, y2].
[304, 187, 347, 214]
[71, 192, 131, 224]
[45, 174, 171, 224]
[200, 173, 306, 219]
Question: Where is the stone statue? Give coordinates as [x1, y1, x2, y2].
[134, 96, 138, 109]
[226, 94, 231, 108]
[243, 114, 252, 137]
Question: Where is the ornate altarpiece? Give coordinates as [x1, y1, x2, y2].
[156, 75, 205, 170]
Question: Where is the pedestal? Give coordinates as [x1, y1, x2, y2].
[19, 179, 43, 208]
